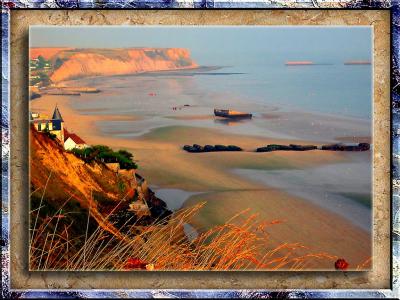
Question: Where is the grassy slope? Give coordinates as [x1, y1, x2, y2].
[30, 126, 127, 207]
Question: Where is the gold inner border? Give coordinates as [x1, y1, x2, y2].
[10, 9, 390, 289]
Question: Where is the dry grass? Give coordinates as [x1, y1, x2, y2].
[29, 205, 338, 271]
[29, 177, 370, 271]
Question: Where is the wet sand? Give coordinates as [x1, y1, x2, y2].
[30, 91, 372, 270]
[233, 154, 372, 231]
[334, 136, 372, 144]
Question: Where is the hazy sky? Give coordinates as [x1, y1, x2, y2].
[30, 26, 372, 66]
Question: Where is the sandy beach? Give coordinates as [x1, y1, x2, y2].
[30, 90, 372, 270]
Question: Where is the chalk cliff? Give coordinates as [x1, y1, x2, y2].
[30, 48, 198, 82]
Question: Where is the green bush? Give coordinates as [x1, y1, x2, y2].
[70, 145, 138, 169]
[37, 56, 46, 69]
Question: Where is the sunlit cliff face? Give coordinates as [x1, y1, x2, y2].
[30, 48, 198, 82]
[30, 126, 120, 202]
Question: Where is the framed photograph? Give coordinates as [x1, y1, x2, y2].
[2, 1, 398, 298]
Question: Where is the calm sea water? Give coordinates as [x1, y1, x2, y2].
[66, 62, 372, 230]
[193, 63, 372, 120]
[74, 63, 371, 120]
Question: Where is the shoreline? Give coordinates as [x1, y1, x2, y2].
[30, 83, 372, 269]
[57, 65, 216, 87]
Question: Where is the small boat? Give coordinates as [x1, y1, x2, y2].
[214, 109, 252, 119]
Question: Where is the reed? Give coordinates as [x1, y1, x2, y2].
[29, 180, 366, 271]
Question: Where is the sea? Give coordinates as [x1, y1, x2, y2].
[69, 62, 372, 141]
[62, 62, 373, 231]
[194, 63, 372, 120]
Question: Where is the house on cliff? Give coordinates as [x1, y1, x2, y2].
[30, 105, 65, 143]
[30, 105, 88, 151]
[63, 128, 88, 151]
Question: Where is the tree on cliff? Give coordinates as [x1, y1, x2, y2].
[71, 145, 138, 170]
[37, 55, 46, 69]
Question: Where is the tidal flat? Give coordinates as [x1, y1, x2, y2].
[30, 69, 372, 270]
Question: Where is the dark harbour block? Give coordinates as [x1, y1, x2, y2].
[204, 145, 215, 152]
[256, 144, 316, 152]
[214, 145, 228, 151]
[289, 144, 318, 151]
[358, 143, 371, 151]
[192, 144, 204, 152]
[256, 147, 270, 152]
[321, 143, 370, 152]
[182, 144, 242, 152]
[227, 145, 242, 151]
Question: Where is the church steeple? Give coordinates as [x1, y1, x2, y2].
[52, 104, 64, 122]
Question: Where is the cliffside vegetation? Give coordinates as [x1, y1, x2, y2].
[70, 145, 138, 170]
[31, 197, 372, 271]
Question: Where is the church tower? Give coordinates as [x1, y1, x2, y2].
[51, 105, 65, 143]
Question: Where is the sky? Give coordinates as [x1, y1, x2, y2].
[30, 26, 372, 66]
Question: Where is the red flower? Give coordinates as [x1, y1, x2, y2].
[335, 258, 349, 270]
[123, 257, 147, 270]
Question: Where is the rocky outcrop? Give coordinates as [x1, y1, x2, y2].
[31, 48, 198, 82]
[183, 144, 243, 153]
[109, 187, 172, 232]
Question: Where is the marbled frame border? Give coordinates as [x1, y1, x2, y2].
[1, 1, 398, 298]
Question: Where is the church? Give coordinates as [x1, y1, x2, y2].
[30, 105, 88, 150]
[30, 105, 65, 143]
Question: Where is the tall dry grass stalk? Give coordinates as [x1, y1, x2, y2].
[29, 178, 360, 271]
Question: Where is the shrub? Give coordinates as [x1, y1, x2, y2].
[70, 145, 138, 169]
[37, 55, 46, 69]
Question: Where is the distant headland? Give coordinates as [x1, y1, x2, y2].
[29, 47, 199, 85]
[29, 47, 199, 99]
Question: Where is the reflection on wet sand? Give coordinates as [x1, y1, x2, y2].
[213, 117, 252, 126]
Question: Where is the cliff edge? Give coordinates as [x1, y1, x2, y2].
[30, 47, 198, 83]
[30, 127, 171, 240]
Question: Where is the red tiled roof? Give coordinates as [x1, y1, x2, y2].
[63, 128, 70, 139]
[64, 128, 86, 144]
